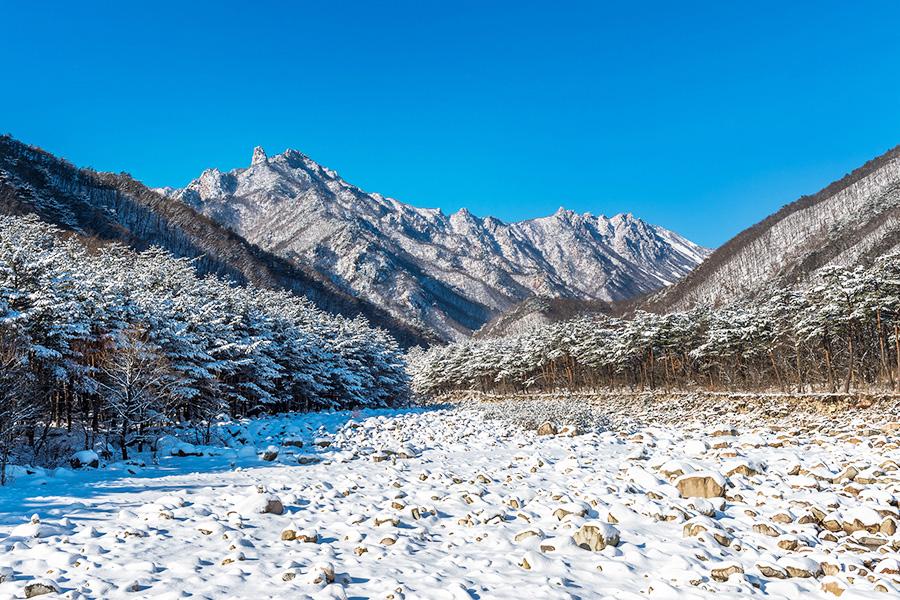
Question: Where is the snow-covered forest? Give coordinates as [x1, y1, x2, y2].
[413, 254, 900, 396]
[0, 215, 407, 474]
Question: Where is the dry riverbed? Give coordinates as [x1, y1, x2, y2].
[0, 394, 898, 599]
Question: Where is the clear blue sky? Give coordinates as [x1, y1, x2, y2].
[4, 1, 900, 247]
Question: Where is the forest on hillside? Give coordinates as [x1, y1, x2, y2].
[411, 253, 900, 397]
[0, 215, 407, 480]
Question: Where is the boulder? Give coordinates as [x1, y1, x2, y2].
[537, 422, 558, 436]
[779, 556, 822, 579]
[710, 563, 744, 582]
[675, 472, 726, 498]
[572, 522, 620, 551]
[263, 497, 284, 515]
[756, 563, 788, 579]
[70, 450, 99, 469]
[170, 442, 202, 457]
[25, 580, 59, 598]
[280, 525, 297, 541]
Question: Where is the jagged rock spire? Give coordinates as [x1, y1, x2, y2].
[251, 146, 268, 166]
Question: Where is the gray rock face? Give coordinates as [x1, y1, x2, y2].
[162, 148, 709, 340]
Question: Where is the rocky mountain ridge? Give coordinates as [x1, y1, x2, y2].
[162, 146, 710, 339]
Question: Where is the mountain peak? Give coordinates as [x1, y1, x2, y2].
[251, 146, 268, 166]
[163, 145, 710, 340]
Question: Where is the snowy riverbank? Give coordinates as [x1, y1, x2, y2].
[0, 400, 898, 598]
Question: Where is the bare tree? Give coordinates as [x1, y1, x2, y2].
[97, 328, 175, 460]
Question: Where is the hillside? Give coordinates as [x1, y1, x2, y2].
[0, 135, 433, 347]
[646, 145, 900, 312]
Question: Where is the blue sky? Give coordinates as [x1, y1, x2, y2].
[4, 1, 900, 247]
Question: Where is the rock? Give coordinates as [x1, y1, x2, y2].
[221, 554, 240, 565]
[724, 462, 758, 477]
[514, 528, 543, 543]
[70, 450, 100, 469]
[683, 439, 709, 457]
[374, 515, 400, 527]
[821, 578, 847, 596]
[297, 455, 321, 465]
[757, 563, 788, 579]
[688, 498, 716, 517]
[264, 497, 284, 515]
[537, 422, 558, 436]
[753, 523, 780, 537]
[396, 446, 416, 459]
[572, 522, 620, 551]
[283, 437, 304, 448]
[710, 563, 744, 582]
[553, 504, 587, 521]
[25, 580, 59, 598]
[261, 446, 279, 461]
[842, 507, 882, 533]
[772, 511, 794, 524]
[835, 465, 858, 482]
[822, 513, 843, 532]
[675, 472, 726, 498]
[776, 535, 799, 551]
[780, 556, 822, 579]
[710, 426, 737, 437]
[876, 558, 900, 576]
[296, 529, 319, 543]
[560, 425, 582, 436]
[683, 518, 732, 546]
[170, 442, 202, 457]
[311, 561, 335, 584]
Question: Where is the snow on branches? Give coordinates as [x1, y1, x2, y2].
[0, 214, 409, 468]
[413, 253, 900, 397]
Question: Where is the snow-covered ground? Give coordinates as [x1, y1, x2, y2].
[0, 399, 898, 599]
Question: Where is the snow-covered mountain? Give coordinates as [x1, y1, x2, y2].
[161, 147, 710, 340]
[647, 144, 900, 313]
[0, 135, 433, 347]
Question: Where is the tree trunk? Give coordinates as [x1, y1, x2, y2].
[843, 331, 854, 395]
[824, 345, 836, 393]
[120, 420, 129, 460]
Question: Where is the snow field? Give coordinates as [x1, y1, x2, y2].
[0, 403, 898, 599]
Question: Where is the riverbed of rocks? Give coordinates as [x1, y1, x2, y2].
[0, 397, 896, 598]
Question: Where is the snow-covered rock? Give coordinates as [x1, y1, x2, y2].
[161, 147, 709, 340]
[69, 450, 99, 469]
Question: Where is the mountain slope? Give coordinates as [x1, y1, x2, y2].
[0, 135, 435, 347]
[473, 296, 615, 338]
[163, 147, 710, 340]
[646, 145, 900, 313]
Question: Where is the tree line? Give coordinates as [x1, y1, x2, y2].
[411, 253, 900, 397]
[0, 215, 408, 478]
